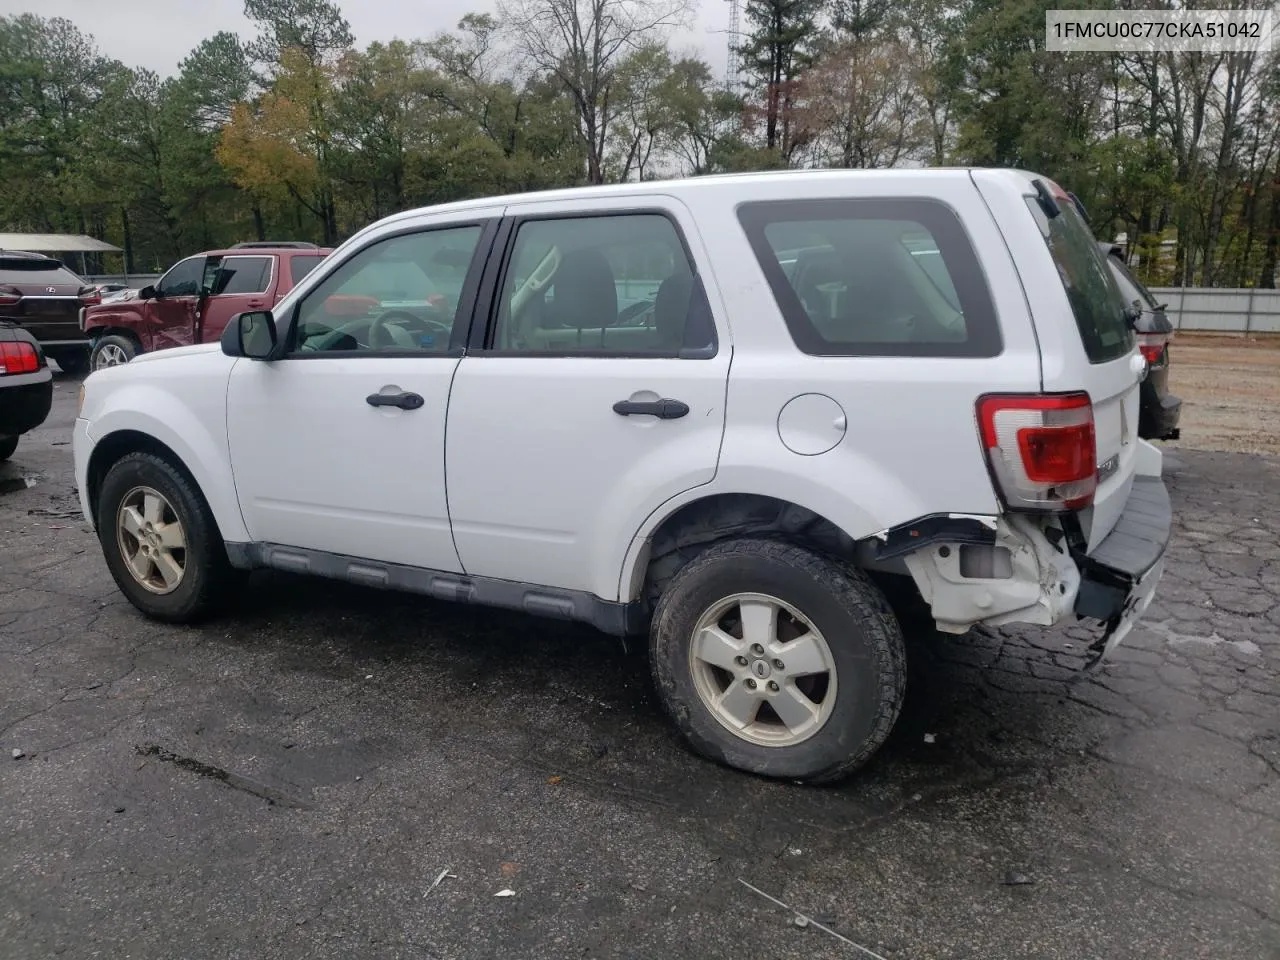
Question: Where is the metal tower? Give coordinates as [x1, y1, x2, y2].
[726, 0, 742, 93]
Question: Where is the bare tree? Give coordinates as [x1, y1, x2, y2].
[804, 35, 926, 169]
[499, 0, 693, 183]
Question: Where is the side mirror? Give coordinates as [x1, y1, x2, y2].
[222, 310, 278, 360]
[139, 285, 157, 300]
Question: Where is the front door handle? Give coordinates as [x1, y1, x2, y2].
[367, 391, 425, 410]
[612, 398, 690, 419]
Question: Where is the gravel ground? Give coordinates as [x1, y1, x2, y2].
[1168, 332, 1280, 456]
[0, 367, 1277, 960]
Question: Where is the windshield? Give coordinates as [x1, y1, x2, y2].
[1026, 195, 1134, 364]
[1106, 255, 1160, 311]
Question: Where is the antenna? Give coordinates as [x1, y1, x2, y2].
[726, 0, 741, 92]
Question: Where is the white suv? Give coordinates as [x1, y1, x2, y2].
[73, 169, 1170, 783]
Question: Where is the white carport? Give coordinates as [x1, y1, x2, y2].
[0, 233, 123, 278]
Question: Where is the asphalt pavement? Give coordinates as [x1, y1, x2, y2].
[1, 369, 1278, 960]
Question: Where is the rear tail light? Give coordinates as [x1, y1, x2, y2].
[0, 341, 40, 375]
[0, 285, 20, 307]
[1136, 331, 1168, 365]
[977, 392, 1096, 511]
[78, 285, 102, 307]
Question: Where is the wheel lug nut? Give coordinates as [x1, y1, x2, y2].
[768, 681, 779, 692]
[735, 655, 749, 667]
[745, 678, 757, 690]
[750, 643, 764, 656]
[772, 659, 785, 671]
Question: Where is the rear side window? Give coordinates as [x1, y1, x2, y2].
[0, 258, 83, 286]
[289, 254, 326, 285]
[1025, 196, 1133, 363]
[214, 256, 272, 295]
[738, 198, 1001, 357]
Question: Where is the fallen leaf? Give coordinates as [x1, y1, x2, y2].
[547, 775, 562, 785]
[501, 862, 521, 878]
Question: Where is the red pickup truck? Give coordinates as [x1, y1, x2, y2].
[80, 244, 331, 370]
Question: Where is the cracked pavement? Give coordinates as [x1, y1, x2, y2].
[1, 371, 1277, 959]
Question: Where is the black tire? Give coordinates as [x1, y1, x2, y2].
[0, 435, 17, 461]
[50, 349, 91, 376]
[649, 538, 907, 784]
[96, 451, 239, 623]
[90, 334, 140, 371]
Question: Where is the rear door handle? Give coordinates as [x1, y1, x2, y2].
[612, 398, 690, 419]
[367, 391, 425, 410]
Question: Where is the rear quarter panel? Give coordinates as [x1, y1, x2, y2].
[617, 172, 1045, 598]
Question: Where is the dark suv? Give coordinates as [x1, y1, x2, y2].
[0, 251, 99, 374]
[1097, 242, 1182, 441]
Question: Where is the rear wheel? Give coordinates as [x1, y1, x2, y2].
[649, 538, 907, 783]
[0, 436, 17, 461]
[96, 452, 239, 622]
[50, 349, 90, 376]
[90, 334, 139, 371]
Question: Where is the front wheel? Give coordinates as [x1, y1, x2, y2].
[649, 538, 907, 783]
[96, 452, 239, 622]
[90, 334, 139, 371]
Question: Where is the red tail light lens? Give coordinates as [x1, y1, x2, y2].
[977, 392, 1096, 511]
[0, 341, 40, 375]
[0, 285, 20, 307]
[1136, 332, 1167, 365]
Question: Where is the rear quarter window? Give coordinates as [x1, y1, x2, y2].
[1025, 196, 1134, 364]
[737, 198, 1001, 358]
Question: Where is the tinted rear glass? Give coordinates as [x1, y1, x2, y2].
[1025, 197, 1133, 363]
[0, 258, 83, 286]
[290, 254, 326, 284]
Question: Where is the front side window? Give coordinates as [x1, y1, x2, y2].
[1025, 194, 1134, 363]
[739, 198, 1001, 357]
[156, 257, 205, 298]
[292, 226, 483, 354]
[211, 256, 272, 296]
[490, 213, 715, 357]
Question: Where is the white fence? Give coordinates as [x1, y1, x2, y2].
[1148, 287, 1280, 334]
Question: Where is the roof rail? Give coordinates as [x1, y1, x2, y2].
[228, 241, 320, 250]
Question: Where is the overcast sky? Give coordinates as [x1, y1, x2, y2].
[1, 0, 731, 79]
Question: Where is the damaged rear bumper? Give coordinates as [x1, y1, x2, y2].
[1074, 475, 1172, 661]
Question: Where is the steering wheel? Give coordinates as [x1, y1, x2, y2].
[369, 310, 453, 350]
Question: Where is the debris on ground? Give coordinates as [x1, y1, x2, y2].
[738, 879, 889, 959]
[500, 862, 521, 878]
[494, 889, 516, 898]
[11, 748, 24, 760]
[547, 775, 562, 785]
[1002, 871, 1035, 886]
[923, 733, 936, 744]
[423, 866, 452, 898]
